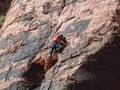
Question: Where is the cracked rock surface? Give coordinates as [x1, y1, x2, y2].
[0, 0, 120, 90]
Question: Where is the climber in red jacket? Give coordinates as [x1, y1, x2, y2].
[49, 33, 66, 57]
[45, 33, 67, 72]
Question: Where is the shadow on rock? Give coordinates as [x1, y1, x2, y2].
[22, 63, 45, 89]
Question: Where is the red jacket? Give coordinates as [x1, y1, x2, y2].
[53, 35, 61, 42]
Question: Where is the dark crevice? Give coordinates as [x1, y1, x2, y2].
[21, 53, 59, 89]
[0, 0, 12, 14]
[5, 66, 11, 81]
[22, 63, 45, 89]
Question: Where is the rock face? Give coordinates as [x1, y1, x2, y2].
[0, 0, 120, 90]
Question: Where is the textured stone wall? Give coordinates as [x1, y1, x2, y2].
[0, 0, 119, 90]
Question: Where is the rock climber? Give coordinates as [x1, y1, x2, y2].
[49, 33, 67, 57]
[44, 33, 67, 72]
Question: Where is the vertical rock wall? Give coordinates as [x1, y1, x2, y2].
[0, 0, 119, 90]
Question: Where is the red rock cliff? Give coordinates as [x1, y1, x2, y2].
[0, 0, 120, 90]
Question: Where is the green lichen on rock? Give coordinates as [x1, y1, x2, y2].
[0, 15, 6, 28]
